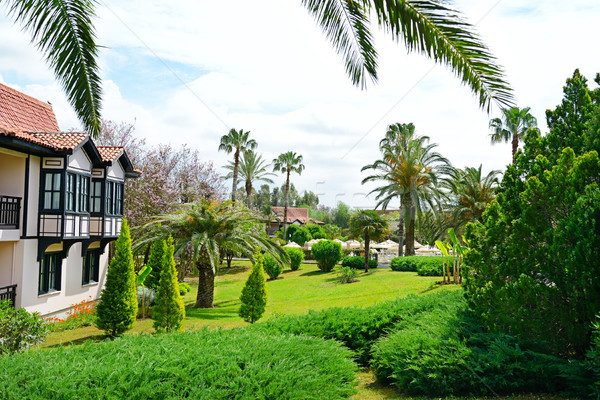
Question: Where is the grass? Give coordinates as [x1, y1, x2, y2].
[43, 261, 454, 347]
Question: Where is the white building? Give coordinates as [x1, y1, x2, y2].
[0, 83, 139, 317]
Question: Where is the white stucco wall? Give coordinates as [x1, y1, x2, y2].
[106, 160, 125, 180]
[0, 150, 26, 198]
[0, 241, 15, 287]
[26, 156, 40, 237]
[67, 148, 92, 173]
[14, 240, 109, 317]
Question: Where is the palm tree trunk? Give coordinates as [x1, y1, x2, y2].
[511, 133, 518, 164]
[364, 234, 370, 272]
[283, 169, 290, 242]
[246, 178, 252, 208]
[398, 203, 405, 257]
[232, 148, 240, 202]
[406, 199, 416, 256]
[195, 250, 215, 308]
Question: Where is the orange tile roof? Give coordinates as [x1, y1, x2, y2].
[0, 83, 59, 132]
[96, 146, 124, 162]
[0, 124, 86, 151]
[272, 207, 310, 223]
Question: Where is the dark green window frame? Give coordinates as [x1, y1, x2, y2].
[82, 249, 100, 285]
[43, 172, 62, 210]
[90, 180, 102, 213]
[39, 252, 62, 295]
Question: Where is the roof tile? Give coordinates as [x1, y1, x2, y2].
[0, 83, 59, 132]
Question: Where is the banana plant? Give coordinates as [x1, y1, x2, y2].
[448, 228, 468, 283]
[435, 240, 450, 284]
[136, 265, 153, 319]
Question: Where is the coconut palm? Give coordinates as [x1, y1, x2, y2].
[362, 131, 450, 256]
[134, 201, 287, 308]
[218, 129, 257, 202]
[489, 106, 537, 163]
[4, 0, 102, 137]
[272, 152, 305, 241]
[224, 151, 276, 208]
[348, 210, 389, 272]
[444, 165, 500, 230]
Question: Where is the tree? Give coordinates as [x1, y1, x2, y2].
[239, 249, 268, 324]
[348, 210, 388, 272]
[96, 219, 138, 337]
[219, 129, 257, 203]
[305, 223, 327, 239]
[333, 201, 351, 229]
[153, 236, 185, 333]
[362, 125, 450, 256]
[224, 150, 275, 207]
[273, 152, 305, 241]
[144, 239, 167, 290]
[135, 201, 287, 308]
[489, 107, 538, 163]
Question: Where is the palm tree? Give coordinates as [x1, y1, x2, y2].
[224, 151, 275, 208]
[5, 0, 102, 137]
[489, 106, 537, 163]
[134, 201, 287, 308]
[348, 210, 388, 272]
[218, 129, 257, 203]
[362, 130, 450, 256]
[272, 152, 305, 241]
[444, 165, 500, 230]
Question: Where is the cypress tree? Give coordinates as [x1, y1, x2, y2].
[153, 236, 186, 332]
[145, 239, 167, 289]
[239, 250, 268, 324]
[96, 218, 138, 337]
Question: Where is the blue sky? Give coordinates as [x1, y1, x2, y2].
[1, 0, 599, 207]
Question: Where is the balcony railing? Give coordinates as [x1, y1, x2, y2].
[0, 196, 20, 229]
[0, 284, 17, 307]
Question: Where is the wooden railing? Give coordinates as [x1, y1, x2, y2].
[0, 284, 17, 307]
[0, 196, 21, 229]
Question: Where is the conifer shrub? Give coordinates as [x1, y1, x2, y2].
[0, 301, 47, 354]
[262, 253, 283, 280]
[96, 218, 138, 337]
[178, 282, 191, 295]
[144, 239, 167, 290]
[153, 236, 185, 333]
[239, 251, 268, 323]
[285, 247, 304, 271]
[311, 240, 343, 272]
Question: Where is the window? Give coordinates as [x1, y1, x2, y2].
[82, 249, 100, 285]
[39, 253, 61, 294]
[90, 180, 102, 213]
[115, 182, 123, 215]
[105, 181, 114, 215]
[66, 173, 76, 211]
[78, 175, 89, 212]
[105, 181, 124, 216]
[43, 173, 61, 210]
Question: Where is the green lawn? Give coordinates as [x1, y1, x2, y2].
[43, 261, 453, 347]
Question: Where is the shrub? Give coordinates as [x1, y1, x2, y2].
[341, 256, 378, 270]
[255, 290, 460, 365]
[96, 218, 138, 337]
[301, 248, 313, 260]
[306, 224, 327, 239]
[285, 247, 304, 271]
[0, 329, 356, 399]
[263, 253, 283, 280]
[239, 251, 268, 324]
[390, 256, 416, 271]
[153, 236, 185, 333]
[0, 301, 47, 354]
[416, 263, 443, 276]
[338, 266, 359, 284]
[179, 282, 191, 295]
[389, 256, 443, 275]
[588, 315, 600, 398]
[311, 240, 343, 272]
[144, 239, 167, 290]
[290, 226, 312, 246]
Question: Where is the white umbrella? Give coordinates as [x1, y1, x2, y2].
[306, 239, 320, 247]
[284, 241, 302, 248]
[372, 242, 391, 249]
[413, 240, 424, 249]
[333, 238, 347, 248]
[346, 240, 361, 249]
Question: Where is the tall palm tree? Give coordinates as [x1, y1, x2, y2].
[223, 151, 275, 208]
[218, 129, 257, 203]
[362, 131, 450, 256]
[5, 0, 102, 137]
[444, 165, 500, 230]
[134, 201, 287, 308]
[348, 210, 389, 272]
[489, 106, 537, 163]
[272, 152, 305, 241]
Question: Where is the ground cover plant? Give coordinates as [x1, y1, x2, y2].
[0, 328, 356, 399]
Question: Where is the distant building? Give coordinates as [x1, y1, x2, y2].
[269, 207, 323, 236]
[0, 83, 139, 317]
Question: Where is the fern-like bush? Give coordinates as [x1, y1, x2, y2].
[338, 266, 359, 283]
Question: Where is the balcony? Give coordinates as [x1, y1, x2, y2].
[0, 196, 20, 229]
[0, 284, 16, 307]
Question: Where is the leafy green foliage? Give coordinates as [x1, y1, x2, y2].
[389, 256, 443, 274]
[178, 282, 191, 295]
[342, 256, 377, 269]
[463, 70, 600, 356]
[0, 328, 356, 399]
[239, 251, 268, 324]
[311, 240, 343, 272]
[96, 219, 138, 337]
[371, 301, 584, 396]
[0, 301, 47, 354]
[337, 266, 359, 284]
[587, 315, 600, 398]
[263, 253, 283, 280]
[144, 239, 166, 289]
[416, 263, 442, 276]
[285, 247, 304, 271]
[153, 236, 185, 333]
[256, 290, 459, 365]
[290, 226, 312, 246]
[305, 224, 326, 239]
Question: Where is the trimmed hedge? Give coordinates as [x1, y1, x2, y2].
[390, 256, 444, 276]
[285, 247, 304, 271]
[0, 329, 357, 399]
[341, 256, 377, 269]
[311, 240, 343, 272]
[255, 291, 460, 365]
[263, 253, 283, 280]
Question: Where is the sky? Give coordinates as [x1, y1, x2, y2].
[0, 0, 599, 208]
